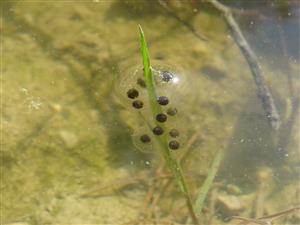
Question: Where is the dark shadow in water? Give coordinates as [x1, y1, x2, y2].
[100, 102, 152, 169]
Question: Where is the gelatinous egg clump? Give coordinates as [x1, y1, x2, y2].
[117, 65, 188, 153]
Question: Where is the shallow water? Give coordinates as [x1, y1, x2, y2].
[2, 1, 300, 224]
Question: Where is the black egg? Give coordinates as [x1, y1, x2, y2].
[137, 78, 146, 88]
[167, 107, 177, 116]
[162, 71, 174, 82]
[127, 88, 139, 99]
[157, 96, 169, 105]
[153, 126, 163, 135]
[169, 129, 179, 138]
[140, 134, 151, 143]
[132, 100, 143, 109]
[156, 113, 167, 123]
[169, 140, 180, 150]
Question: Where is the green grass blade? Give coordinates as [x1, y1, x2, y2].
[194, 149, 224, 214]
[138, 25, 199, 225]
[138, 25, 159, 118]
[138, 25, 223, 222]
[138, 25, 184, 191]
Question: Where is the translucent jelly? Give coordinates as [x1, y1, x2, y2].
[117, 64, 188, 153]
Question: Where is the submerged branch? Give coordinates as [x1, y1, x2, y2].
[207, 0, 281, 130]
[232, 205, 300, 224]
[157, 0, 207, 41]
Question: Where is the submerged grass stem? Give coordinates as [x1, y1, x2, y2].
[194, 149, 224, 215]
[138, 25, 199, 225]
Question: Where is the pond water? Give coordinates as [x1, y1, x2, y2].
[2, 1, 299, 224]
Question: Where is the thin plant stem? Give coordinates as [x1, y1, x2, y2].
[138, 25, 199, 225]
[194, 149, 224, 215]
[232, 205, 300, 224]
[207, 0, 280, 130]
[157, 0, 207, 41]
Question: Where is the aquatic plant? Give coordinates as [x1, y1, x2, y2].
[125, 25, 199, 224]
[117, 25, 228, 224]
[135, 26, 198, 224]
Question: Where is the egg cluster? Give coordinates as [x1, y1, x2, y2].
[126, 69, 181, 151]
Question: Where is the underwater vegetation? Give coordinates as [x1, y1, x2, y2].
[106, 1, 299, 223]
[115, 22, 300, 224]
[117, 26, 199, 223]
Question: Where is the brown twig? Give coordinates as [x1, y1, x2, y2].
[178, 131, 202, 165]
[207, 0, 281, 130]
[83, 134, 203, 220]
[79, 172, 173, 198]
[232, 205, 300, 225]
[157, 0, 207, 41]
[141, 132, 203, 223]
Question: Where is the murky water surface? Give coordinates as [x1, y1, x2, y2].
[2, 1, 299, 224]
